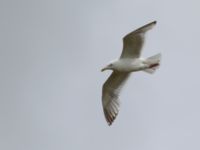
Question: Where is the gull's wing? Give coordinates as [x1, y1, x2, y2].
[120, 21, 156, 59]
[102, 72, 130, 125]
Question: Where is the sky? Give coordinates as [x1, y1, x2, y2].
[0, 0, 200, 150]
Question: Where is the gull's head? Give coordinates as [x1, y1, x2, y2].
[101, 63, 114, 72]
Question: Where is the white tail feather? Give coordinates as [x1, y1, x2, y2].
[143, 53, 161, 74]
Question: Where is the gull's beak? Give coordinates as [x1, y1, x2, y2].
[101, 65, 109, 72]
[101, 67, 107, 72]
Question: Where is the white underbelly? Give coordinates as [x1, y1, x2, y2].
[115, 58, 148, 72]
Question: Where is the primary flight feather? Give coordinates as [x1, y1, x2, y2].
[101, 21, 161, 126]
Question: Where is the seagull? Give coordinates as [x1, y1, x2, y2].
[101, 21, 161, 126]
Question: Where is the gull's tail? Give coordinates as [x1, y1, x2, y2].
[143, 53, 161, 74]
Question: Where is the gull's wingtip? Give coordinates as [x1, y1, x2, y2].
[104, 108, 118, 126]
[130, 20, 157, 35]
[152, 20, 157, 24]
[148, 20, 157, 26]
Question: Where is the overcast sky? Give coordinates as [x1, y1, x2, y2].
[0, 0, 200, 150]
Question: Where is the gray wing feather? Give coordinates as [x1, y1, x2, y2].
[102, 72, 130, 125]
[120, 21, 156, 58]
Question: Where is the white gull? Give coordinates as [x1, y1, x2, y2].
[101, 21, 161, 126]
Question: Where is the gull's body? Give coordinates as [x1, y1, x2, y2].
[107, 58, 148, 72]
[101, 21, 161, 125]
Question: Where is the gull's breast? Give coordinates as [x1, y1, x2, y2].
[115, 58, 147, 72]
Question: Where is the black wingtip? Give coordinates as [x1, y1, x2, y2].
[149, 20, 157, 25]
[107, 120, 114, 126]
[108, 122, 112, 126]
[153, 20, 157, 24]
[104, 108, 117, 126]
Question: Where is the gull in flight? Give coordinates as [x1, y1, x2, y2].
[101, 21, 161, 126]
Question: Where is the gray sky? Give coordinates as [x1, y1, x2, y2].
[0, 0, 200, 150]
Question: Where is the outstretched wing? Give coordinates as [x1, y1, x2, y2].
[120, 21, 156, 59]
[102, 72, 130, 125]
